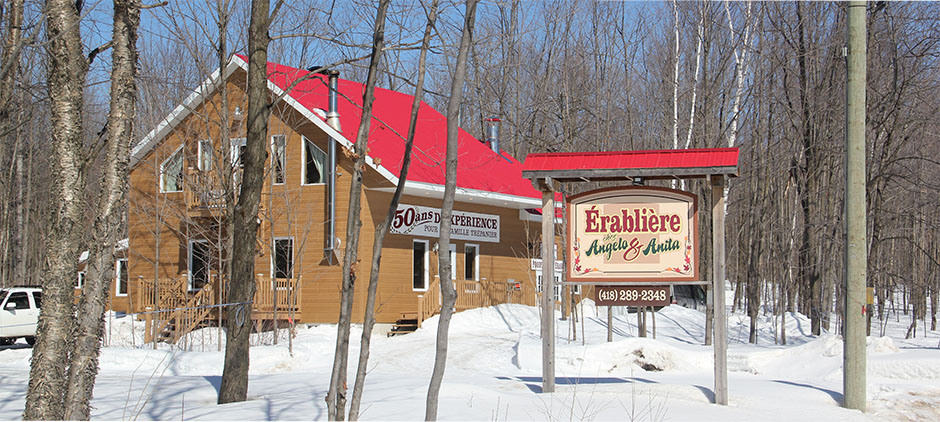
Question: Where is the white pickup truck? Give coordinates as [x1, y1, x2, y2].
[0, 287, 41, 346]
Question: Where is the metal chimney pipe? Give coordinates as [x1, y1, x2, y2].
[325, 70, 340, 264]
[484, 117, 501, 154]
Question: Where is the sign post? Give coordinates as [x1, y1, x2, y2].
[539, 180, 555, 394]
[711, 176, 728, 405]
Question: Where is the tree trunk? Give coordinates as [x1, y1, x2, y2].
[1, 0, 25, 288]
[425, 1, 477, 420]
[218, 0, 270, 404]
[62, 1, 140, 419]
[326, 2, 390, 419]
[24, 0, 88, 419]
[348, 2, 437, 419]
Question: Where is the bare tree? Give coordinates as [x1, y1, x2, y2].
[425, 0, 478, 420]
[218, 0, 274, 404]
[62, 0, 142, 418]
[347, 0, 438, 419]
[24, 0, 88, 418]
[326, 1, 390, 419]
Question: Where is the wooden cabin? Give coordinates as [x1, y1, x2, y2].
[119, 55, 581, 342]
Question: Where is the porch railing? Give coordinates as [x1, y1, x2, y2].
[417, 277, 530, 328]
[185, 166, 227, 211]
[252, 276, 301, 315]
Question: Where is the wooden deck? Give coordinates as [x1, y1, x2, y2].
[134, 272, 301, 343]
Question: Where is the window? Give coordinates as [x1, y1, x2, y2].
[114, 259, 128, 296]
[274, 237, 293, 279]
[76, 271, 85, 289]
[413, 240, 428, 291]
[188, 240, 210, 291]
[302, 136, 328, 184]
[4, 292, 30, 310]
[160, 146, 184, 192]
[535, 272, 561, 301]
[230, 137, 247, 167]
[464, 244, 479, 281]
[271, 135, 286, 184]
[198, 139, 213, 171]
[449, 244, 457, 280]
[571, 284, 581, 295]
[31, 292, 41, 308]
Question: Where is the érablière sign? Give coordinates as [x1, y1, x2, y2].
[390, 204, 500, 243]
[567, 187, 698, 283]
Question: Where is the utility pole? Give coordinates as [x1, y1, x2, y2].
[844, 0, 867, 412]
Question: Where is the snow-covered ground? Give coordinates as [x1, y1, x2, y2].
[1, 293, 939, 421]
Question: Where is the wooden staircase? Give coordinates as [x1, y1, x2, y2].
[145, 283, 216, 344]
[387, 312, 420, 337]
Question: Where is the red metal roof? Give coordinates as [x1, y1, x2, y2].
[254, 56, 543, 202]
[522, 148, 739, 174]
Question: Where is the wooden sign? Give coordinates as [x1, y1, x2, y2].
[567, 186, 698, 283]
[595, 285, 670, 307]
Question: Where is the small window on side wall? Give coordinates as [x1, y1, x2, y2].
[303, 136, 327, 185]
[413, 240, 428, 291]
[160, 146, 184, 192]
[115, 259, 128, 296]
[464, 244, 479, 281]
[272, 135, 286, 184]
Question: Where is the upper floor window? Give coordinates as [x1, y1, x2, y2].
[160, 145, 184, 192]
[198, 139, 213, 171]
[230, 137, 247, 168]
[303, 136, 327, 185]
[272, 135, 286, 184]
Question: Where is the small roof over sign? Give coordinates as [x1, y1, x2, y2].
[522, 148, 739, 183]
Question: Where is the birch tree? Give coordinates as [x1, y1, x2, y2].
[62, 0, 142, 418]
[24, 0, 88, 418]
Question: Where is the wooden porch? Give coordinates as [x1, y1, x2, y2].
[132, 272, 301, 344]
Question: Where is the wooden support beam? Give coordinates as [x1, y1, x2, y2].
[540, 178, 555, 394]
[711, 176, 728, 405]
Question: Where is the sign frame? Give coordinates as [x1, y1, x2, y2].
[566, 186, 699, 284]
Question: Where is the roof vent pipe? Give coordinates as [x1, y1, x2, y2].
[325, 70, 340, 264]
[484, 117, 501, 154]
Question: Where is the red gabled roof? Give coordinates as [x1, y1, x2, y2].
[252, 56, 542, 202]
